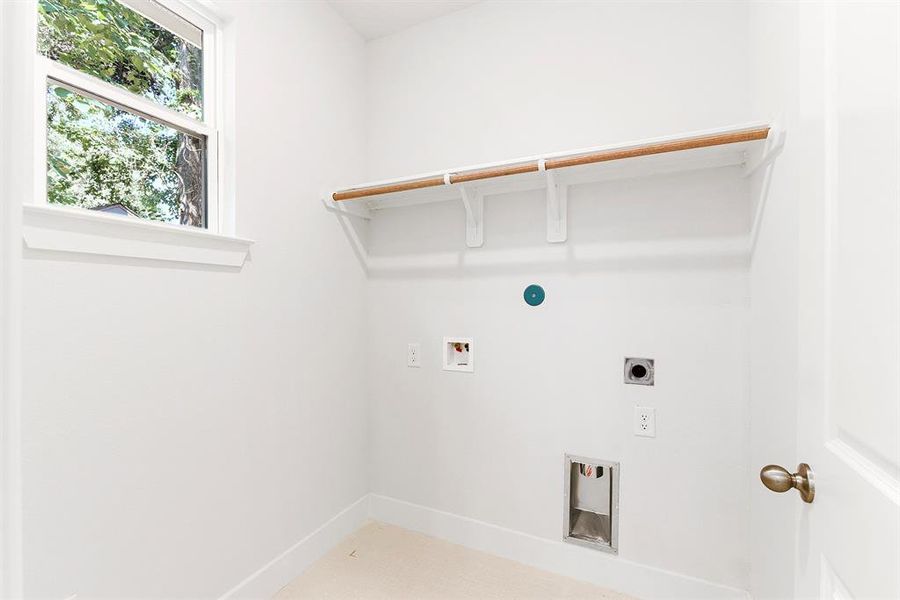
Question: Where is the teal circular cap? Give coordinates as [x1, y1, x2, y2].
[524, 284, 545, 306]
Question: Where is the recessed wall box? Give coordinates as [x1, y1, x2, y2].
[564, 455, 619, 554]
[624, 357, 654, 385]
[443, 337, 474, 372]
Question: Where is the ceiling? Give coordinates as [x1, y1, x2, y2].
[329, 1, 480, 40]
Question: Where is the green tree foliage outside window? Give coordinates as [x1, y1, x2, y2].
[39, 0, 207, 227]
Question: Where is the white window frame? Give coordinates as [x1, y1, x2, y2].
[35, 0, 220, 229]
[24, 0, 250, 266]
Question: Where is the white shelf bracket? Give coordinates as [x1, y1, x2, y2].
[460, 186, 484, 248]
[545, 171, 567, 243]
[743, 124, 786, 178]
[321, 196, 372, 220]
[745, 123, 788, 256]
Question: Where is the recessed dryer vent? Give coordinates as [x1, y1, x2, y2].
[564, 455, 619, 554]
[624, 357, 654, 386]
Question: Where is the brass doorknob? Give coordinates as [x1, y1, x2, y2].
[760, 463, 815, 503]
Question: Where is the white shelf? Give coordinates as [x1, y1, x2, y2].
[324, 122, 784, 247]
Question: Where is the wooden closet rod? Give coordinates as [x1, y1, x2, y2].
[332, 126, 770, 202]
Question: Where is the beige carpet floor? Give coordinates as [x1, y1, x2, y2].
[274, 521, 635, 600]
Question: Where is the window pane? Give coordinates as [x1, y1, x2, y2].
[38, 0, 203, 119]
[47, 84, 207, 228]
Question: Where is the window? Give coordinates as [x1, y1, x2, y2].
[36, 0, 218, 230]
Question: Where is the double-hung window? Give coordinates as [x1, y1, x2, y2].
[36, 0, 220, 230]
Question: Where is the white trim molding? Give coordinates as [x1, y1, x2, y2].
[216, 493, 753, 600]
[369, 494, 751, 600]
[1, 0, 31, 595]
[218, 495, 370, 600]
[23, 205, 253, 268]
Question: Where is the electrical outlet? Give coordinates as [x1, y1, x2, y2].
[634, 406, 656, 437]
[407, 343, 421, 367]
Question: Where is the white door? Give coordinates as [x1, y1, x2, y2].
[792, 2, 900, 598]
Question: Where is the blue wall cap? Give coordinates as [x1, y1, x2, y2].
[524, 284, 545, 306]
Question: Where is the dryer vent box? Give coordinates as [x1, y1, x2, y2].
[564, 455, 619, 554]
[624, 357, 654, 385]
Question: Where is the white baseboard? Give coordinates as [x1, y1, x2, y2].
[219, 494, 370, 599]
[369, 494, 750, 600]
[219, 493, 750, 600]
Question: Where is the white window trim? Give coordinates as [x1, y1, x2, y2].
[26, 0, 251, 267]
[23, 203, 252, 267]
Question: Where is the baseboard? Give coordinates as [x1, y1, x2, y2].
[369, 494, 750, 600]
[219, 493, 750, 600]
[219, 494, 369, 599]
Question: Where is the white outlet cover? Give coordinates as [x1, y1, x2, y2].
[634, 406, 656, 438]
[407, 343, 421, 368]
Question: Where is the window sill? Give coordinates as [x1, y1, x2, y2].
[23, 204, 253, 268]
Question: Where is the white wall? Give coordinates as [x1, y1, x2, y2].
[364, 1, 756, 591]
[18, 2, 369, 597]
[365, 0, 751, 179]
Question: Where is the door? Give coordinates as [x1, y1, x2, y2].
[794, 2, 900, 598]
